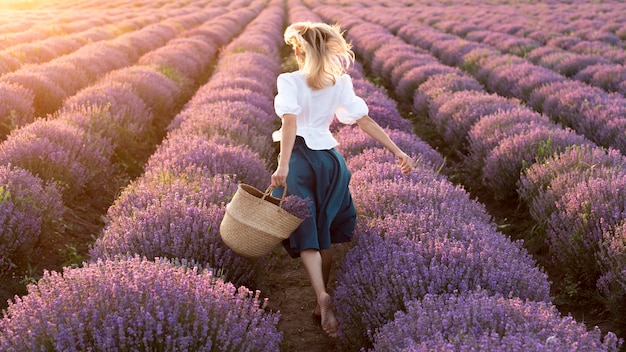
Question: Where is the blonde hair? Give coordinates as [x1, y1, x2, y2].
[284, 21, 355, 90]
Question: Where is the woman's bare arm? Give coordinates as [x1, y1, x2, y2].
[356, 115, 414, 174]
[271, 114, 297, 188]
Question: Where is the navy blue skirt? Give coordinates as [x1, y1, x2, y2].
[272, 136, 356, 258]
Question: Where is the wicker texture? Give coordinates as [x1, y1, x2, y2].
[220, 184, 304, 258]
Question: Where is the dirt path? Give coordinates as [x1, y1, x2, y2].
[260, 244, 351, 351]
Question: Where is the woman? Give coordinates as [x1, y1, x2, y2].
[270, 21, 414, 338]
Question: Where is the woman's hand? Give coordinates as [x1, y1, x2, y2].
[271, 166, 289, 188]
[396, 151, 414, 174]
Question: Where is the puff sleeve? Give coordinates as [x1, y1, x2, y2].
[335, 74, 368, 124]
[274, 73, 302, 117]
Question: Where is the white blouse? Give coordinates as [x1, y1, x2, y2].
[273, 70, 369, 150]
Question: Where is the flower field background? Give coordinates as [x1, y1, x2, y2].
[1, 0, 626, 350]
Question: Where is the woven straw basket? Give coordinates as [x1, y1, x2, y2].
[220, 183, 304, 258]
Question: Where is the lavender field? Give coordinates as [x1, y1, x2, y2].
[1, 0, 626, 350]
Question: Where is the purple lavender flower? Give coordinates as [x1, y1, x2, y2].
[486, 62, 565, 100]
[465, 108, 555, 183]
[574, 63, 626, 93]
[482, 32, 540, 56]
[29, 61, 90, 98]
[0, 69, 66, 116]
[545, 174, 626, 292]
[61, 82, 156, 165]
[430, 38, 488, 67]
[482, 125, 592, 200]
[0, 52, 21, 76]
[413, 72, 484, 117]
[145, 128, 270, 191]
[0, 165, 64, 275]
[139, 38, 217, 81]
[173, 102, 274, 159]
[7, 41, 57, 65]
[430, 90, 520, 152]
[336, 125, 445, 169]
[0, 82, 35, 138]
[529, 80, 626, 153]
[91, 190, 257, 287]
[372, 291, 621, 351]
[105, 167, 240, 223]
[334, 225, 551, 350]
[188, 87, 275, 117]
[281, 194, 313, 220]
[349, 160, 492, 223]
[0, 119, 114, 202]
[395, 63, 460, 103]
[597, 220, 626, 331]
[518, 144, 626, 217]
[101, 65, 183, 121]
[0, 256, 282, 351]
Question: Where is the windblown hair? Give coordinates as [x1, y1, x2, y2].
[284, 21, 355, 90]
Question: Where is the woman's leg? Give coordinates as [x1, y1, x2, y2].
[300, 249, 338, 337]
[313, 248, 333, 317]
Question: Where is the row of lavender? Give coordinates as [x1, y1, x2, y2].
[0, 4, 180, 73]
[0, 4, 228, 139]
[363, 6, 626, 156]
[311, 0, 626, 341]
[398, 4, 626, 146]
[284, 0, 620, 350]
[0, 1, 285, 350]
[0, 0, 255, 281]
[409, 4, 626, 97]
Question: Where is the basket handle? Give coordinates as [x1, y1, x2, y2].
[264, 185, 288, 208]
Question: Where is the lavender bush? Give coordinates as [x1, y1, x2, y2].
[90, 189, 257, 287]
[372, 291, 621, 351]
[334, 225, 551, 350]
[0, 256, 282, 351]
[395, 63, 460, 103]
[545, 174, 626, 291]
[171, 100, 274, 138]
[0, 119, 114, 202]
[481, 126, 592, 200]
[430, 90, 520, 152]
[389, 55, 434, 88]
[0, 165, 64, 275]
[574, 63, 626, 94]
[597, 220, 626, 335]
[485, 62, 565, 100]
[529, 80, 626, 153]
[188, 87, 274, 117]
[518, 144, 626, 220]
[58, 102, 155, 175]
[412, 72, 484, 117]
[101, 65, 183, 122]
[335, 125, 444, 169]
[349, 159, 490, 223]
[0, 82, 34, 138]
[171, 103, 274, 162]
[0, 69, 66, 116]
[107, 166, 238, 219]
[139, 37, 218, 82]
[465, 107, 555, 184]
[144, 132, 270, 190]
[62, 81, 154, 141]
[29, 62, 90, 98]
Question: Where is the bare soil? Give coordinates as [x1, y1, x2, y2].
[259, 244, 351, 352]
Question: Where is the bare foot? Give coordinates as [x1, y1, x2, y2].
[319, 292, 338, 338]
[313, 302, 321, 318]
